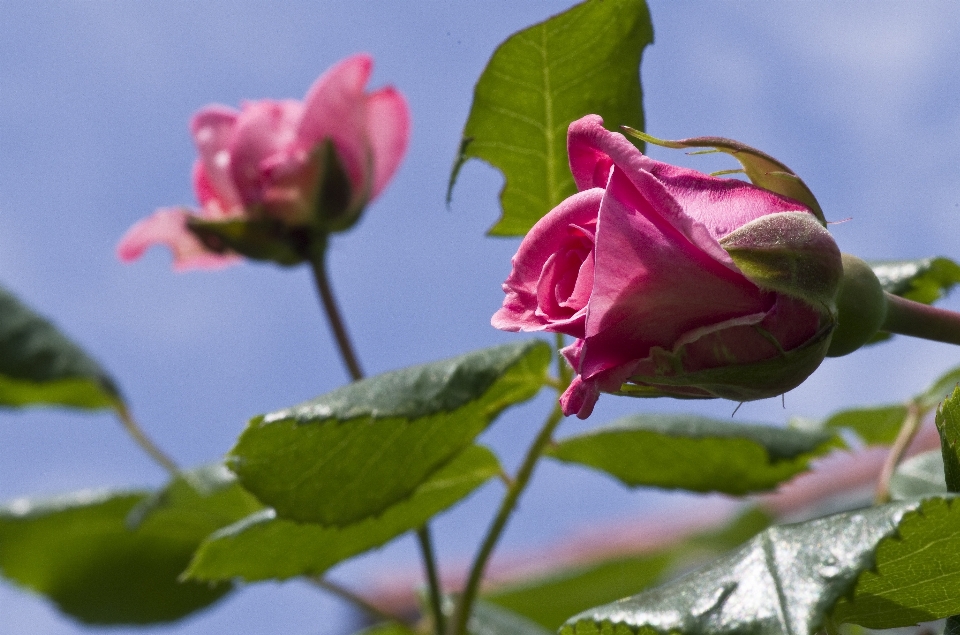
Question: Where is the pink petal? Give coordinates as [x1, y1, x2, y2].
[559, 376, 600, 419]
[190, 106, 243, 211]
[116, 208, 240, 271]
[567, 115, 813, 243]
[228, 100, 303, 207]
[491, 188, 603, 337]
[365, 87, 410, 198]
[192, 161, 244, 220]
[578, 167, 767, 382]
[297, 54, 374, 198]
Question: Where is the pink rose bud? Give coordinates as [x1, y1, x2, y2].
[117, 54, 410, 270]
[493, 115, 843, 419]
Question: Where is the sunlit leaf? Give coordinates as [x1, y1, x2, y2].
[0, 490, 231, 625]
[230, 341, 547, 526]
[449, 0, 653, 235]
[871, 257, 960, 304]
[546, 415, 840, 495]
[0, 284, 120, 409]
[822, 404, 908, 446]
[562, 497, 960, 635]
[486, 509, 772, 631]
[187, 446, 501, 581]
[936, 386, 960, 492]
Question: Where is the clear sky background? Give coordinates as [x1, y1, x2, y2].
[2, 2, 960, 633]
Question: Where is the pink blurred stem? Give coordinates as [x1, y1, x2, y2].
[874, 401, 922, 504]
[308, 246, 444, 634]
[882, 292, 960, 345]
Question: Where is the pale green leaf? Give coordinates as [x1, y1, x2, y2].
[546, 415, 840, 495]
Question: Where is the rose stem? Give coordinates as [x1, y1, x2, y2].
[307, 577, 408, 626]
[874, 402, 922, 504]
[115, 402, 180, 477]
[308, 247, 445, 633]
[449, 332, 571, 635]
[881, 292, 960, 345]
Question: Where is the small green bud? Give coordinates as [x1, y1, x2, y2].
[826, 254, 888, 357]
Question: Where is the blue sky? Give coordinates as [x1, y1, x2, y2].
[2, 2, 960, 633]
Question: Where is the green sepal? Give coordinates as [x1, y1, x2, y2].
[719, 211, 841, 310]
[187, 216, 317, 266]
[826, 254, 888, 357]
[617, 323, 834, 401]
[310, 138, 366, 232]
[622, 128, 827, 225]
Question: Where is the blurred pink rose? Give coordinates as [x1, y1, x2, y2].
[493, 115, 841, 419]
[117, 54, 410, 270]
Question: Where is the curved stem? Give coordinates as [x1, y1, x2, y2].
[307, 576, 408, 626]
[875, 402, 922, 504]
[115, 403, 179, 477]
[309, 250, 364, 382]
[307, 246, 444, 629]
[418, 526, 446, 635]
[881, 292, 960, 346]
[449, 395, 567, 635]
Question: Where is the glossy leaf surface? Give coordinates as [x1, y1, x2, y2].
[546, 415, 840, 495]
[449, 0, 652, 235]
[0, 490, 231, 625]
[187, 446, 501, 581]
[486, 509, 771, 630]
[0, 285, 120, 409]
[562, 498, 960, 635]
[229, 341, 547, 525]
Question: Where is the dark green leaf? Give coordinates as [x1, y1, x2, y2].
[0, 490, 231, 625]
[937, 386, 960, 492]
[229, 341, 549, 525]
[187, 446, 501, 582]
[0, 285, 120, 409]
[350, 625, 417, 635]
[822, 404, 908, 446]
[449, 0, 653, 235]
[485, 509, 771, 631]
[561, 498, 949, 635]
[888, 451, 947, 500]
[546, 415, 840, 495]
[831, 497, 960, 628]
[870, 257, 960, 304]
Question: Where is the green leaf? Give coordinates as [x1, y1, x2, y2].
[918, 364, 960, 412]
[229, 341, 549, 525]
[888, 450, 947, 500]
[0, 284, 120, 409]
[561, 497, 954, 635]
[448, 0, 653, 235]
[831, 497, 960, 628]
[870, 257, 960, 304]
[546, 415, 840, 495]
[822, 404, 908, 446]
[0, 490, 231, 625]
[350, 625, 417, 635]
[486, 509, 771, 631]
[468, 599, 555, 635]
[126, 462, 264, 537]
[936, 386, 960, 492]
[187, 445, 501, 582]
